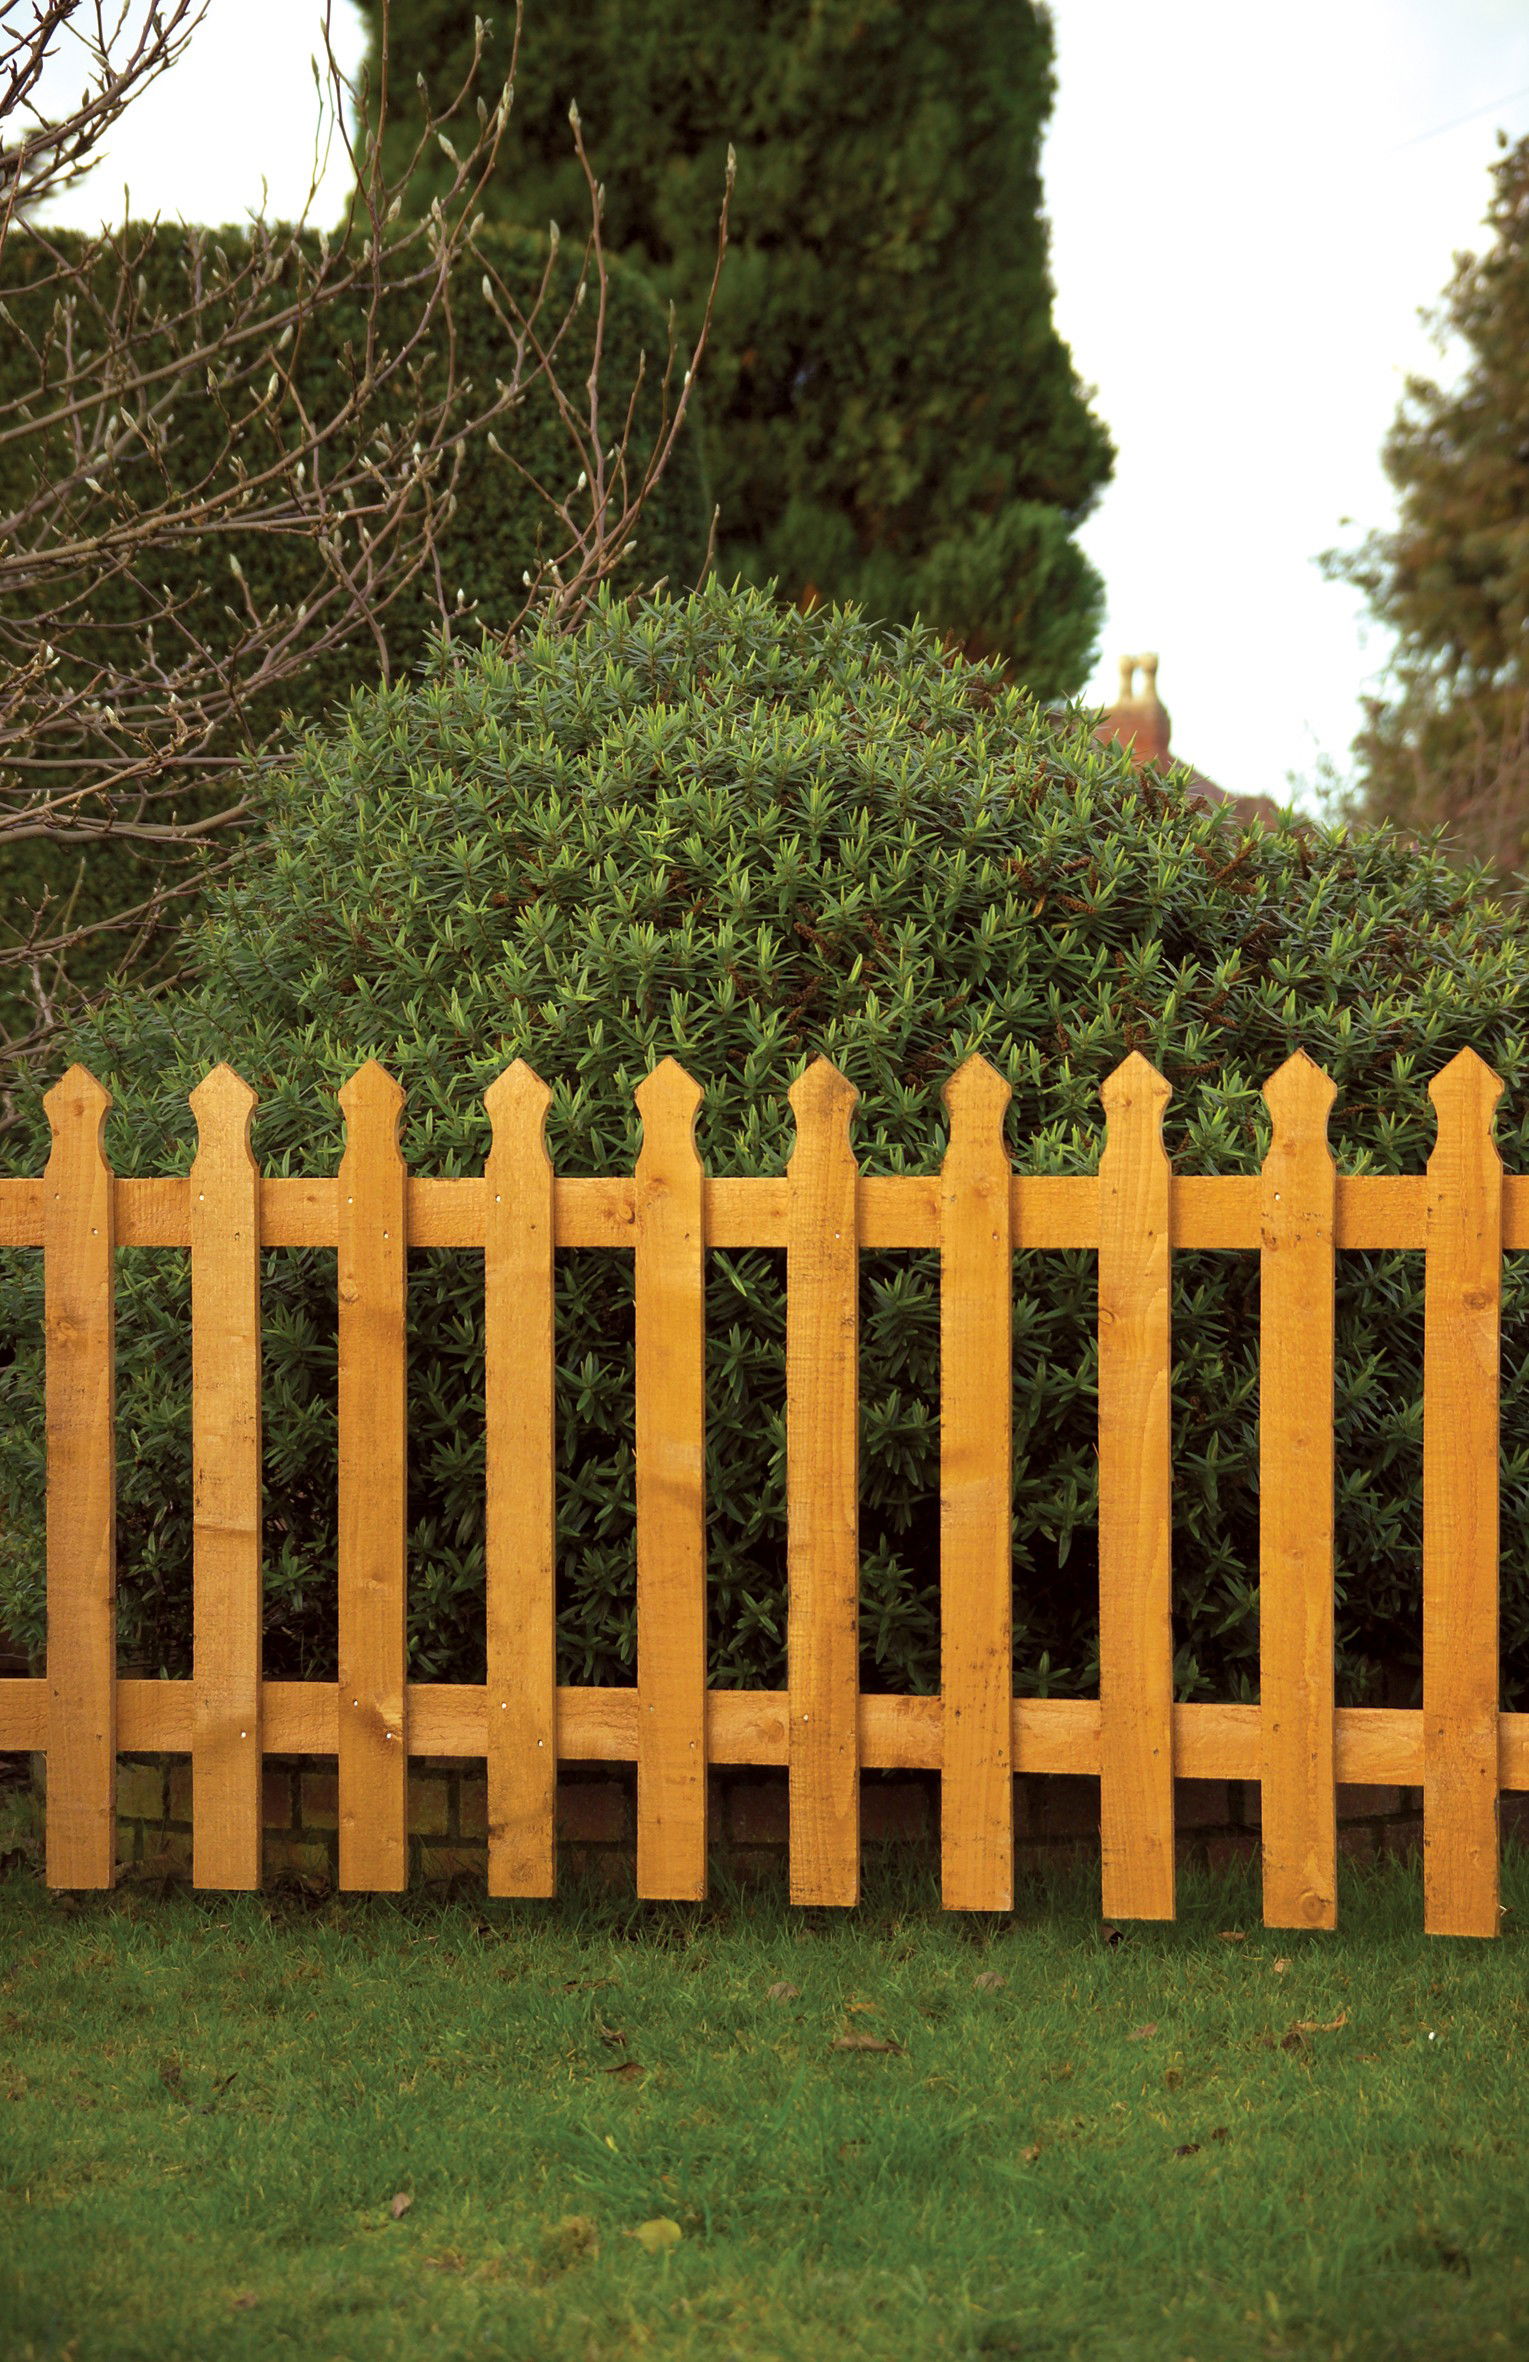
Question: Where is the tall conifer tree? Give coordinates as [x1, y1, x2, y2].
[368, 0, 1114, 695]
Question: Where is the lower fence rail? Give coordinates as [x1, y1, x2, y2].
[3, 1683, 1525, 1907]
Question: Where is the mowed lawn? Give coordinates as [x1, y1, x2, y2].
[2, 1850, 1528, 2361]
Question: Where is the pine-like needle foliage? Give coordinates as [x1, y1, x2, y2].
[1, 585, 1526, 1706]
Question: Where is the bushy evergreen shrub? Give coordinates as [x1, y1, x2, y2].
[2, 584, 1527, 1705]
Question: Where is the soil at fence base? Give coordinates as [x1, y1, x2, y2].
[78, 1757, 1489, 1891]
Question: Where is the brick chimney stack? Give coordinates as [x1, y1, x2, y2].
[1096, 651, 1171, 769]
[1091, 651, 1282, 828]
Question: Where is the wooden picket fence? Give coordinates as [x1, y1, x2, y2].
[0, 1045, 1515, 1935]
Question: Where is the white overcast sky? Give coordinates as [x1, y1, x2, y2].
[41, 0, 1529, 809]
[1044, 1, 1529, 805]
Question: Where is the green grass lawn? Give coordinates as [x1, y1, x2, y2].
[1, 1850, 1527, 2361]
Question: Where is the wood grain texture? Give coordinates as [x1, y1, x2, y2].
[786, 1058, 862, 1906]
[634, 1060, 709, 1898]
[483, 1062, 557, 1897]
[336, 1062, 408, 1890]
[9, 1669, 1527, 1795]
[0, 1165, 1463, 1256]
[189, 1067, 263, 1889]
[1097, 1053, 1176, 1921]
[1423, 1048, 1503, 1938]
[1259, 1052, 1338, 1930]
[939, 1055, 1014, 1910]
[43, 1066, 117, 1889]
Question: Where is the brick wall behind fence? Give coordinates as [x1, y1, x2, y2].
[87, 1757, 1489, 1892]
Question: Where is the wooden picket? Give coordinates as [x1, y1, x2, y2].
[938, 1055, 1014, 1912]
[190, 1066, 263, 1891]
[42, 1066, 116, 1890]
[786, 1058, 862, 1907]
[1422, 1050, 1502, 1939]
[634, 1059, 709, 1899]
[1258, 1052, 1338, 1930]
[1, 1039, 1524, 1936]
[483, 1061, 557, 1898]
[336, 1060, 409, 1891]
[1097, 1053, 1175, 1922]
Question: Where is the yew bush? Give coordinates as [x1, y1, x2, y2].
[2, 583, 1527, 1705]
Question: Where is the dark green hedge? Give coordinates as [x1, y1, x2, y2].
[367, 0, 1114, 692]
[0, 219, 711, 1018]
[1, 584, 1527, 1708]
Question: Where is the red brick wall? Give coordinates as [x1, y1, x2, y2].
[97, 1756, 1493, 1891]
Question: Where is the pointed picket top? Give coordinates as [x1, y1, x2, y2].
[635, 1055, 704, 1159]
[485, 1057, 552, 1156]
[1100, 1050, 1171, 1132]
[43, 1063, 111, 1151]
[941, 1052, 1013, 1160]
[787, 1055, 859, 1160]
[338, 1058, 406, 1152]
[1262, 1049, 1337, 1148]
[190, 1064, 258, 1152]
[1428, 1046, 1504, 1171]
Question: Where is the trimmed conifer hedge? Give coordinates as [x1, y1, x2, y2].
[0, 220, 710, 1019]
[1, 583, 1526, 1706]
[366, 0, 1114, 690]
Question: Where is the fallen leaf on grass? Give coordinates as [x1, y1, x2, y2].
[596, 2020, 627, 2050]
[603, 2060, 646, 2082]
[1272, 1958, 1291, 1974]
[1126, 2023, 1158, 2042]
[766, 1982, 800, 2004]
[628, 2217, 682, 2254]
[1293, 2011, 1349, 2036]
[1020, 2143, 1042, 2165]
[230, 2293, 258, 2311]
[973, 1972, 1006, 1992]
[1210, 2126, 1229, 2142]
[542, 2216, 600, 2268]
[389, 2191, 413, 2220]
[1173, 2143, 1201, 2157]
[831, 2032, 904, 2055]
[1217, 1930, 1246, 1944]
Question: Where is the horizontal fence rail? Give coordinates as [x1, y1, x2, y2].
[0, 1046, 1517, 1935]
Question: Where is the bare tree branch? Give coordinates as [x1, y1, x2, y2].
[1, 1, 205, 229]
[0, 0, 732, 1090]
